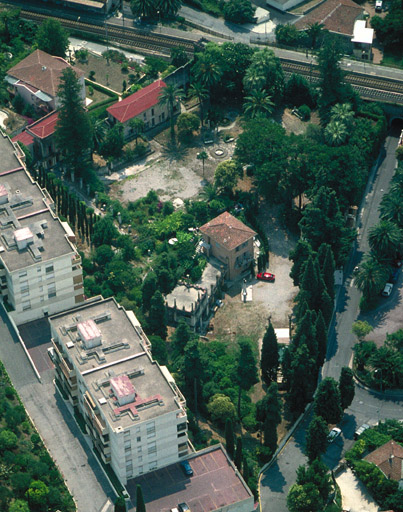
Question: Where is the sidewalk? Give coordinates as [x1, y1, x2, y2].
[336, 468, 380, 512]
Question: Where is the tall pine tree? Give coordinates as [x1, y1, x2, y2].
[136, 484, 146, 512]
[55, 68, 92, 180]
[315, 310, 328, 368]
[339, 367, 355, 410]
[225, 418, 235, 459]
[235, 437, 243, 469]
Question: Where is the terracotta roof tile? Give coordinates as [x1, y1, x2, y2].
[294, 0, 364, 36]
[12, 131, 34, 147]
[364, 440, 403, 482]
[26, 111, 59, 139]
[200, 211, 256, 251]
[107, 80, 167, 124]
[7, 49, 84, 99]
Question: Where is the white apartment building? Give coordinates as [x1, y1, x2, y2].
[0, 132, 84, 324]
[49, 297, 189, 485]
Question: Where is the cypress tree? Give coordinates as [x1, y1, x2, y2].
[300, 256, 318, 310]
[305, 415, 329, 463]
[339, 367, 355, 410]
[317, 242, 329, 269]
[281, 346, 292, 391]
[242, 456, 249, 482]
[263, 416, 277, 453]
[148, 291, 167, 339]
[313, 257, 326, 311]
[322, 245, 335, 300]
[234, 437, 243, 469]
[225, 418, 235, 459]
[136, 484, 146, 512]
[320, 289, 333, 327]
[293, 310, 317, 356]
[315, 310, 328, 368]
[314, 377, 343, 424]
[114, 496, 126, 512]
[261, 321, 278, 385]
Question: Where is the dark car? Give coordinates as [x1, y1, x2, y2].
[180, 460, 193, 477]
[256, 272, 275, 282]
[178, 503, 190, 512]
[390, 268, 399, 283]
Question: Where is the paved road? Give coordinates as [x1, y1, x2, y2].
[0, 307, 115, 512]
[259, 129, 403, 512]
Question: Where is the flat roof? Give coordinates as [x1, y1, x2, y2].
[0, 167, 48, 215]
[127, 445, 254, 512]
[352, 20, 374, 44]
[0, 209, 74, 272]
[50, 298, 184, 430]
[0, 132, 23, 174]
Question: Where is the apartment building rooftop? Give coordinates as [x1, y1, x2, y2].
[0, 130, 23, 174]
[50, 298, 185, 430]
[0, 209, 74, 272]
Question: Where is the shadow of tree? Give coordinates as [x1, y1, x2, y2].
[161, 140, 188, 162]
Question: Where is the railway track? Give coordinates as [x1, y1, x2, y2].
[16, 6, 403, 100]
[281, 60, 403, 96]
[19, 9, 196, 57]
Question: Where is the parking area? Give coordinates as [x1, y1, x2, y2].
[336, 467, 380, 512]
[126, 446, 253, 512]
[18, 317, 53, 374]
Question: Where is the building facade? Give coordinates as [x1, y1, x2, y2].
[0, 132, 84, 324]
[107, 80, 174, 139]
[49, 297, 189, 485]
[200, 212, 256, 281]
[351, 20, 374, 60]
[6, 50, 85, 114]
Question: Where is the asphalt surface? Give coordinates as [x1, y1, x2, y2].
[0, 307, 115, 512]
[259, 127, 403, 511]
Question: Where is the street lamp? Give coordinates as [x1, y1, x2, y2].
[375, 368, 383, 393]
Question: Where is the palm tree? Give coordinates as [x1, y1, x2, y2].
[158, 84, 185, 140]
[243, 89, 275, 119]
[330, 102, 354, 128]
[380, 193, 403, 228]
[196, 150, 208, 177]
[188, 83, 209, 127]
[129, 117, 145, 145]
[307, 22, 324, 49]
[130, 0, 155, 18]
[193, 58, 223, 91]
[324, 120, 348, 146]
[368, 220, 402, 261]
[243, 66, 266, 93]
[354, 254, 389, 299]
[158, 0, 182, 16]
[91, 118, 106, 152]
[200, 183, 216, 201]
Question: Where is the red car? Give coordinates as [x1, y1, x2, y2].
[257, 272, 275, 282]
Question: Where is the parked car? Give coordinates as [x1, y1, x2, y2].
[354, 423, 370, 440]
[328, 427, 341, 442]
[170, 509, 179, 512]
[375, 0, 383, 11]
[381, 283, 393, 297]
[178, 504, 190, 512]
[256, 272, 275, 282]
[180, 459, 193, 477]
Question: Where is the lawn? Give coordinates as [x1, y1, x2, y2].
[381, 48, 403, 69]
[74, 52, 136, 94]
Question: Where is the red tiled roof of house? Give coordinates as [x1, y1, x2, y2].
[26, 111, 59, 139]
[12, 131, 34, 147]
[294, 0, 364, 36]
[7, 49, 84, 99]
[200, 211, 256, 251]
[107, 80, 167, 124]
[364, 440, 403, 482]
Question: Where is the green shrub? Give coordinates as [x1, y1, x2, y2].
[298, 104, 311, 121]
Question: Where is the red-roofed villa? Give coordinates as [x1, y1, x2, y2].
[107, 80, 176, 138]
[200, 212, 256, 280]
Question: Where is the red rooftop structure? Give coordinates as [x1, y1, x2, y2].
[107, 80, 176, 138]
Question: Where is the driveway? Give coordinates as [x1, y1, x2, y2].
[336, 468, 380, 512]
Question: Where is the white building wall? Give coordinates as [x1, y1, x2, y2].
[7, 251, 82, 325]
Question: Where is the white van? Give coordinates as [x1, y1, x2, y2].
[375, 0, 383, 12]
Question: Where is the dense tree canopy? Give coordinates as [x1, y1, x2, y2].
[35, 19, 69, 58]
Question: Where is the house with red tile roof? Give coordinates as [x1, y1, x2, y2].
[6, 49, 85, 113]
[13, 111, 60, 170]
[107, 80, 174, 138]
[364, 440, 403, 486]
[200, 211, 256, 280]
[294, 0, 364, 43]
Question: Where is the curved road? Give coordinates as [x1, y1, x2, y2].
[260, 128, 403, 511]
